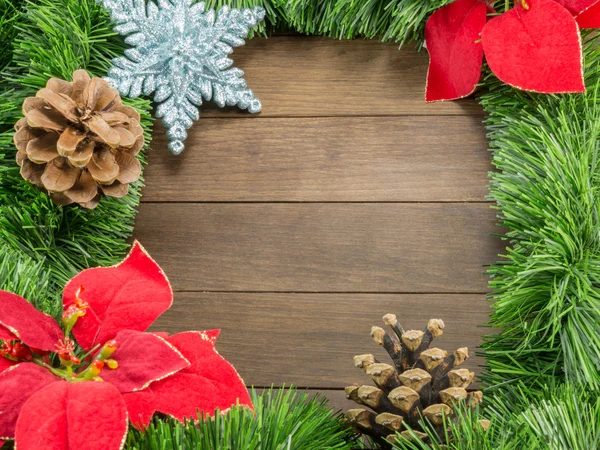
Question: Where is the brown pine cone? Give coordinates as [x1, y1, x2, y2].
[13, 69, 144, 209]
[345, 315, 486, 447]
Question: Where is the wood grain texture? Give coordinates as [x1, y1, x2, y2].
[151, 293, 488, 388]
[197, 37, 483, 117]
[305, 390, 349, 413]
[134, 203, 502, 293]
[143, 116, 491, 202]
[138, 36, 496, 393]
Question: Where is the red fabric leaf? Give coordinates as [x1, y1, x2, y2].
[15, 381, 128, 450]
[0, 291, 63, 351]
[0, 439, 4, 448]
[481, 0, 585, 93]
[100, 330, 190, 393]
[0, 357, 16, 375]
[0, 363, 58, 439]
[576, 2, 600, 26]
[424, 0, 487, 101]
[0, 326, 16, 341]
[64, 241, 173, 351]
[553, 0, 598, 15]
[123, 330, 252, 428]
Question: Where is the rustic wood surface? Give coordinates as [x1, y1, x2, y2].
[152, 293, 491, 387]
[137, 36, 500, 408]
[144, 116, 491, 202]
[136, 203, 499, 292]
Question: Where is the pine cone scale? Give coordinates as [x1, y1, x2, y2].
[69, 142, 95, 168]
[115, 127, 136, 148]
[14, 125, 43, 152]
[36, 88, 78, 122]
[88, 147, 119, 184]
[47, 78, 73, 96]
[42, 158, 81, 192]
[100, 111, 129, 125]
[20, 159, 44, 186]
[22, 97, 46, 114]
[57, 126, 85, 156]
[26, 107, 67, 131]
[115, 152, 141, 184]
[85, 115, 121, 148]
[64, 171, 98, 204]
[127, 136, 145, 156]
[26, 133, 59, 164]
[100, 181, 128, 198]
[119, 105, 141, 122]
[82, 77, 101, 111]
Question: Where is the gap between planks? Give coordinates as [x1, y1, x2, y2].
[141, 201, 495, 204]
[171, 291, 490, 294]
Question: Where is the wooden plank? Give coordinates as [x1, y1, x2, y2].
[143, 116, 491, 202]
[310, 390, 350, 413]
[151, 293, 488, 388]
[198, 37, 482, 117]
[134, 203, 502, 292]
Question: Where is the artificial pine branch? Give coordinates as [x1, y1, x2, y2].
[124, 387, 358, 450]
[275, 0, 452, 46]
[480, 31, 600, 396]
[0, 0, 152, 316]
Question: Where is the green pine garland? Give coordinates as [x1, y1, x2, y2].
[0, 0, 152, 316]
[276, 0, 450, 45]
[2, 0, 600, 448]
[481, 33, 600, 397]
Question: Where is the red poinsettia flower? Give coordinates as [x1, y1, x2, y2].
[425, 0, 597, 101]
[0, 242, 251, 450]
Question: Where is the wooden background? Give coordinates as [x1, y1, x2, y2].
[134, 37, 503, 411]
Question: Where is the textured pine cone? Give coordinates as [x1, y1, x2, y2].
[14, 69, 144, 209]
[346, 314, 487, 447]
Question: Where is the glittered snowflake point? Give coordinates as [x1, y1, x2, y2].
[99, 0, 265, 155]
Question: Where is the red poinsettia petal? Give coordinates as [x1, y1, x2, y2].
[553, 0, 599, 15]
[100, 330, 190, 393]
[0, 326, 16, 341]
[0, 291, 63, 351]
[63, 241, 173, 351]
[0, 363, 58, 439]
[425, 0, 487, 101]
[0, 357, 16, 375]
[15, 381, 128, 450]
[481, 0, 585, 93]
[202, 329, 220, 341]
[123, 330, 252, 428]
[576, 2, 600, 26]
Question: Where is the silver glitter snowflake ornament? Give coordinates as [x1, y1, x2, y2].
[98, 0, 265, 154]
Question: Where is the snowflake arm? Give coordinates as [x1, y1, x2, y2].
[98, 0, 265, 154]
